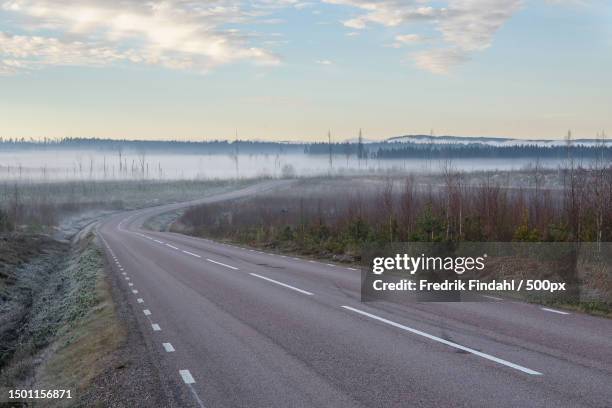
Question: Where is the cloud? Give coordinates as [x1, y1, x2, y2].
[0, 0, 283, 74]
[315, 59, 333, 65]
[0, 31, 134, 73]
[0, 0, 527, 75]
[324, 0, 523, 74]
[412, 48, 469, 74]
[389, 33, 424, 48]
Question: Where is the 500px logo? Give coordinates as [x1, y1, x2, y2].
[372, 254, 487, 275]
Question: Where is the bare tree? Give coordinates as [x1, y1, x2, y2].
[381, 177, 395, 242]
[328, 130, 333, 176]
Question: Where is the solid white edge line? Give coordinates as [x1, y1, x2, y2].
[249, 273, 313, 296]
[206, 258, 239, 270]
[163, 343, 175, 352]
[541, 307, 570, 315]
[182, 250, 202, 258]
[179, 369, 195, 384]
[341, 305, 542, 376]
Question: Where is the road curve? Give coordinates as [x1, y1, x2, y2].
[97, 181, 612, 408]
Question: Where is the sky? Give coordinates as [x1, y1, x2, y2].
[0, 0, 610, 142]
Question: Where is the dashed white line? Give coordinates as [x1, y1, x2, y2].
[341, 305, 542, 375]
[541, 307, 570, 315]
[206, 258, 239, 270]
[128, 283, 134, 287]
[249, 273, 313, 296]
[166, 243, 179, 250]
[326, 263, 335, 267]
[154, 239, 164, 244]
[143, 309, 151, 316]
[347, 267, 358, 271]
[132, 289, 139, 294]
[182, 250, 202, 258]
[151, 323, 161, 331]
[179, 370, 195, 384]
[483, 295, 503, 301]
[162, 343, 175, 352]
[137, 298, 144, 303]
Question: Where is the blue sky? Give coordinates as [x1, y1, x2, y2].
[0, 0, 610, 141]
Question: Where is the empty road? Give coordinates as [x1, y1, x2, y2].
[97, 181, 612, 408]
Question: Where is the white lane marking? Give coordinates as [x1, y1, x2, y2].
[182, 250, 202, 258]
[132, 290, 139, 294]
[143, 309, 151, 316]
[179, 370, 195, 384]
[128, 283, 134, 287]
[292, 258, 300, 261]
[125, 277, 130, 281]
[122, 272, 127, 276]
[183, 377, 206, 408]
[483, 295, 503, 301]
[347, 267, 358, 271]
[541, 307, 570, 315]
[154, 239, 164, 244]
[206, 258, 239, 270]
[137, 298, 144, 303]
[326, 263, 335, 267]
[341, 305, 542, 376]
[166, 243, 179, 250]
[249, 273, 313, 296]
[152, 323, 161, 331]
[308, 260, 316, 263]
[163, 343, 175, 352]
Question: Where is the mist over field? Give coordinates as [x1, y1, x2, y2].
[0, 149, 603, 182]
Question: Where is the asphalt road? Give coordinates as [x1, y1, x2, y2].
[98, 181, 612, 408]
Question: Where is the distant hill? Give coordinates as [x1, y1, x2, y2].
[386, 135, 610, 147]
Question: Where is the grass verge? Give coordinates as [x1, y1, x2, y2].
[0, 232, 125, 407]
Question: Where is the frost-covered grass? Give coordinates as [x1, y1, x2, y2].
[0, 232, 122, 406]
